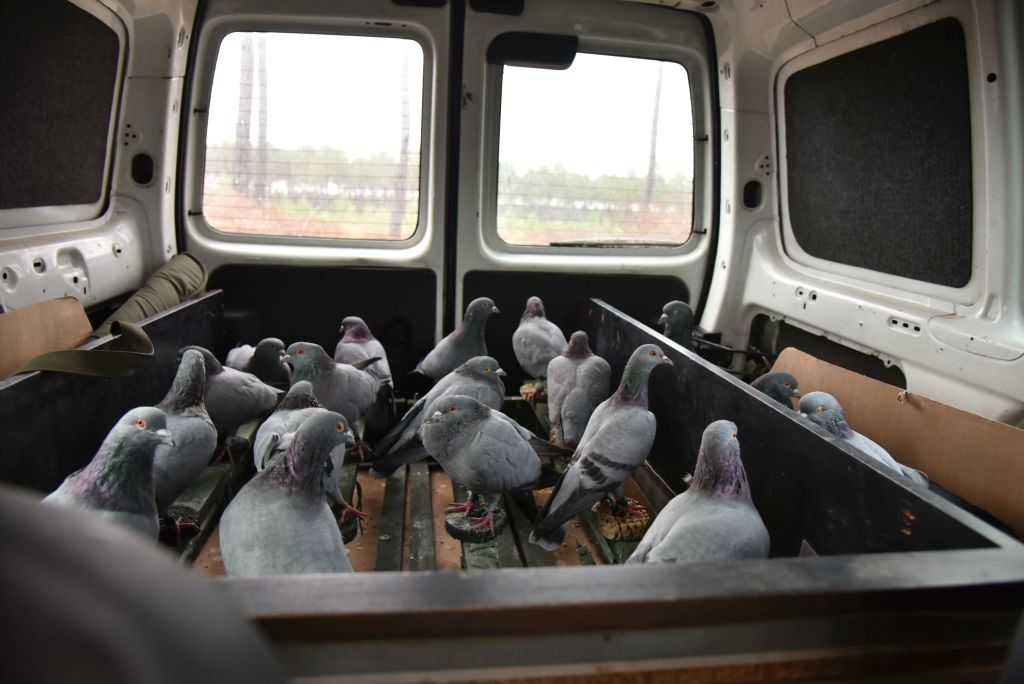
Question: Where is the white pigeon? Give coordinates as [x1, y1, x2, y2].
[512, 296, 567, 383]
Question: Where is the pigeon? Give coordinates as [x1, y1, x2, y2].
[626, 420, 770, 564]
[152, 349, 218, 515]
[530, 344, 674, 551]
[253, 380, 325, 471]
[334, 316, 394, 440]
[751, 371, 801, 409]
[224, 338, 291, 390]
[512, 296, 567, 383]
[285, 342, 378, 448]
[799, 391, 929, 486]
[334, 316, 392, 385]
[546, 331, 612, 449]
[42, 407, 173, 540]
[420, 395, 544, 533]
[178, 346, 279, 435]
[370, 355, 507, 478]
[412, 297, 499, 381]
[658, 300, 695, 348]
[219, 411, 354, 577]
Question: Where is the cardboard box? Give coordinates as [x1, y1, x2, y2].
[0, 297, 92, 379]
[773, 346, 1024, 538]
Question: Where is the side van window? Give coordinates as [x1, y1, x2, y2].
[0, 0, 123, 228]
[202, 32, 424, 241]
[497, 53, 694, 248]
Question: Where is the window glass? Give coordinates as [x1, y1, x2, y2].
[203, 32, 424, 240]
[497, 54, 693, 247]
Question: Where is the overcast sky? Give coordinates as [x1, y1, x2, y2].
[207, 32, 694, 179]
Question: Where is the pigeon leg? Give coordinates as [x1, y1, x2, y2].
[468, 497, 500, 535]
[613, 496, 647, 517]
[337, 502, 367, 525]
[445, 493, 480, 516]
[159, 516, 201, 547]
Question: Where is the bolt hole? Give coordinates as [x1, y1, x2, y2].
[809, 292, 818, 301]
[902, 322, 909, 328]
[32, 259, 45, 273]
[1, 272, 6, 281]
[72, 276, 79, 284]
[700, 0, 717, 7]
[987, 73, 997, 83]
[913, 325, 920, 332]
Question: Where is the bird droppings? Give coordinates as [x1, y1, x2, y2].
[378, 534, 391, 542]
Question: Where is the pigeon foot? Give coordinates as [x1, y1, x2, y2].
[445, 500, 477, 515]
[468, 511, 497, 535]
[337, 503, 367, 525]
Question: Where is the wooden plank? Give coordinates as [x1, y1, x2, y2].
[406, 462, 436, 571]
[579, 508, 616, 565]
[343, 469, 386, 572]
[374, 465, 407, 572]
[506, 490, 554, 568]
[429, 470, 465, 571]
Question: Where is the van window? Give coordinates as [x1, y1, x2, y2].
[783, 18, 972, 287]
[0, 0, 120, 216]
[202, 32, 424, 241]
[496, 53, 694, 248]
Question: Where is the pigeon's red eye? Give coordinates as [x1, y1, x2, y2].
[815, 406, 825, 413]
[449, 405, 457, 412]
[135, 419, 147, 429]
[731, 432, 737, 438]
[335, 421, 343, 432]
[784, 382, 791, 388]
[650, 350, 657, 356]
[297, 348, 304, 355]
[483, 367, 491, 372]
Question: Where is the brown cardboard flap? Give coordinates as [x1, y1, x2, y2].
[774, 347, 1024, 537]
[0, 297, 92, 379]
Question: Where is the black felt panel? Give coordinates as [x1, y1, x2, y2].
[208, 265, 437, 399]
[0, 0, 120, 209]
[784, 19, 972, 287]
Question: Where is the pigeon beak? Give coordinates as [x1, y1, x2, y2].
[792, 389, 802, 398]
[156, 428, 174, 446]
[491, 305, 500, 314]
[661, 355, 673, 365]
[657, 314, 668, 325]
[281, 354, 292, 363]
[496, 368, 507, 377]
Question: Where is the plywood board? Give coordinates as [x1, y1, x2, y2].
[773, 347, 1024, 537]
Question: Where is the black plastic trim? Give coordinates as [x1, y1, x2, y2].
[486, 31, 577, 69]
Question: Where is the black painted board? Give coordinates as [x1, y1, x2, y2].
[0, 291, 225, 493]
[375, 465, 408, 572]
[463, 271, 689, 391]
[407, 462, 436, 571]
[584, 299, 1003, 558]
[208, 266, 437, 399]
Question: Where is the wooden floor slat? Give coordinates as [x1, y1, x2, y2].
[374, 465, 408, 572]
[406, 462, 435, 571]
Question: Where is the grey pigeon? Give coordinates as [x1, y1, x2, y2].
[254, 389, 360, 520]
[334, 316, 392, 386]
[751, 371, 801, 409]
[253, 380, 325, 471]
[226, 338, 291, 390]
[659, 300, 695, 348]
[546, 331, 611, 449]
[799, 391, 929, 486]
[285, 342, 378, 445]
[43, 407, 173, 540]
[153, 349, 217, 514]
[334, 316, 394, 440]
[413, 297, 499, 381]
[371, 355, 507, 478]
[219, 411, 354, 576]
[179, 346, 279, 435]
[419, 395, 544, 533]
[512, 296, 567, 382]
[530, 344, 674, 551]
[626, 420, 770, 564]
